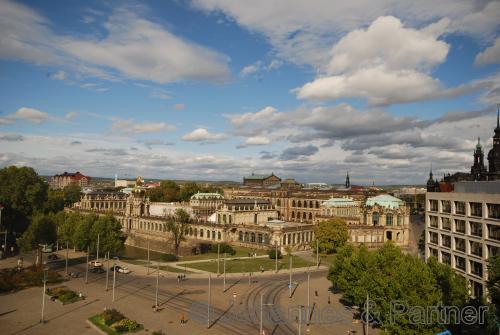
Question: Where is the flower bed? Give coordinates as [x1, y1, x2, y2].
[46, 286, 81, 305]
[89, 309, 143, 334]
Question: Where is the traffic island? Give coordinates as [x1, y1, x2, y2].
[88, 309, 143, 335]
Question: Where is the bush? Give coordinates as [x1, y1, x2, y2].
[268, 249, 282, 259]
[210, 243, 236, 256]
[160, 253, 178, 262]
[101, 309, 125, 326]
[112, 318, 140, 332]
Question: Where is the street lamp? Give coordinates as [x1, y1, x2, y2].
[40, 267, 49, 323]
[112, 256, 119, 302]
[260, 292, 274, 335]
[0, 204, 6, 258]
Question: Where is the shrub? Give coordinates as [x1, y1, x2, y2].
[58, 290, 78, 304]
[210, 243, 235, 256]
[268, 249, 282, 259]
[160, 253, 178, 262]
[112, 318, 140, 332]
[101, 309, 125, 326]
[0, 276, 15, 292]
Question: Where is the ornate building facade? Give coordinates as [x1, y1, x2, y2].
[189, 192, 225, 220]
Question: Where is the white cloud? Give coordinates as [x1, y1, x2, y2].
[11, 107, 49, 124]
[475, 37, 500, 66]
[181, 128, 227, 143]
[0, 0, 230, 84]
[237, 136, 271, 148]
[229, 106, 281, 127]
[295, 16, 450, 105]
[50, 70, 67, 80]
[111, 119, 176, 134]
[193, 0, 499, 69]
[240, 61, 261, 77]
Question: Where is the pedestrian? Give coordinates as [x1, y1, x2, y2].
[315, 290, 318, 297]
[328, 296, 331, 304]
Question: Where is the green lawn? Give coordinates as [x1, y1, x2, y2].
[179, 255, 314, 273]
[318, 253, 337, 266]
[179, 245, 267, 261]
[120, 259, 193, 274]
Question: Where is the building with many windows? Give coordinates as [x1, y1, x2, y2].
[50, 171, 91, 189]
[425, 181, 500, 298]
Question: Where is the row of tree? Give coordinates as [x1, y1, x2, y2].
[329, 243, 497, 334]
[146, 180, 222, 203]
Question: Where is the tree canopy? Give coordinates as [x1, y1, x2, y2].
[166, 208, 191, 255]
[312, 218, 349, 254]
[329, 243, 470, 334]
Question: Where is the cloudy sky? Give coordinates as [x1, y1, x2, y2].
[1, 0, 499, 184]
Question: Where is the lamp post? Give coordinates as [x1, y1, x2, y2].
[316, 239, 319, 269]
[307, 272, 310, 325]
[155, 262, 159, 309]
[207, 273, 211, 329]
[112, 257, 118, 302]
[65, 241, 69, 276]
[40, 267, 48, 323]
[298, 305, 303, 335]
[275, 241, 278, 273]
[96, 233, 100, 262]
[260, 293, 274, 335]
[85, 246, 89, 284]
[0, 204, 6, 258]
[217, 243, 220, 276]
[147, 239, 150, 275]
[223, 253, 226, 292]
[289, 255, 293, 298]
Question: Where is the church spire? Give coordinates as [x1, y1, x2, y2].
[345, 171, 351, 188]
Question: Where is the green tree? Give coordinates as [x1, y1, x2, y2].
[166, 208, 191, 255]
[147, 180, 180, 202]
[62, 184, 82, 205]
[0, 166, 48, 234]
[90, 214, 124, 255]
[18, 213, 57, 264]
[71, 213, 95, 250]
[180, 182, 200, 202]
[488, 256, 500, 319]
[312, 218, 349, 254]
[44, 189, 65, 213]
[427, 257, 468, 307]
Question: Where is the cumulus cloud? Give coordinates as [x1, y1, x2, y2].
[111, 119, 176, 134]
[181, 128, 227, 143]
[65, 111, 77, 120]
[8, 107, 49, 124]
[0, 0, 230, 84]
[295, 16, 451, 105]
[140, 139, 175, 149]
[193, 0, 499, 68]
[240, 61, 261, 77]
[237, 136, 271, 148]
[50, 70, 66, 80]
[475, 37, 500, 66]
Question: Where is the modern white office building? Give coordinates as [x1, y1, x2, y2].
[425, 181, 500, 298]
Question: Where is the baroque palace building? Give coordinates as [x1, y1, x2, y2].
[71, 172, 410, 254]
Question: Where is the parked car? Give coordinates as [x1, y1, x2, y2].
[90, 267, 105, 274]
[110, 265, 131, 274]
[88, 261, 103, 267]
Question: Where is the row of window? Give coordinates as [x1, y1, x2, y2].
[286, 199, 320, 208]
[428, 247, 484, 278]
[428, 216, 500, 241]
[428, 233, 499, 258]
[428, 200, 500, 219]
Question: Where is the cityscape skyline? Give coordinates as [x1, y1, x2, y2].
[1, 0, 500, 184]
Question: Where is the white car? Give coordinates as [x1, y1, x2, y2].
[88, 261, 103, 267]
[118, 266, 131, 274]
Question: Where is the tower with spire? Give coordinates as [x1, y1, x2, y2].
[487, 106, 500, 180]
[471, 137, 487, 181]
[426, 165, 440, 192]
[345, 171, 351, 189]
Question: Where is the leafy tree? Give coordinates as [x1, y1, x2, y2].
[0, 166, 48, 234]
[166, 208, 191, 255]
[180, 182, 201, 201]
[427, 257, 468, 307]
[71, 213, 95, 251]
[147, 180, 181, 202]
[62, 184, 82, 205]
[312, 218, 349, 254]
[44, 189, 65, 213]
[268, 248, 282, 259]
[90, 214, 124, 255]
[488, 256, 500, 319]
[18, 213, 57, 264]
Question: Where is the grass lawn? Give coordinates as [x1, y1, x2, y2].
[89, 314, 143, 335]
[179, 245, 268, 261]
[318, 253, 337, 266]
[179, 255, 315, 273]
[120, 259, 194, 274]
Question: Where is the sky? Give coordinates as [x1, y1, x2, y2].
[0, 0, 499, 184]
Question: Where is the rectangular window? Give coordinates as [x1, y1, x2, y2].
[487, 204, 500, 220]
[441, 251, 451, 265]
[429, 231, 438, 244]
[470, 241, 483, 257]
[470, 261, 483, 277]
[429, 215, 438, 228]
[455, 237, 465, 252]
[441, 234, 451, 248]
[489, 245, 500, 257]
[455, 256, 466, 271]
[455, 201, 466, 215]
[487, 224, 500, 241]
[429, 247, 438, 258]
[470, 202, 483, 217]
[441, 217, 451, 231]
[470, 222, 482, 237]
[454, 219, 466, 234]
[441, 200, 451, 213]
[429, 200, 438, 212]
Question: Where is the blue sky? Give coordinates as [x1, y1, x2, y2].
[0, 0, 499, 184]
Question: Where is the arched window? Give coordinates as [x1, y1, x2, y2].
[303, 212, 307, 219]
[292, 200, 296, 207]
[200, 229, 204, 238]
[298, 201, 302, 208]
[239, 231, 243, 241]
[223, 214, 227, 224]
[218, 231, 221, 240]
[291, 212, 295, 219]
[386, 214, 393, 226]
[316, 201, 319, 208]
[373, 213, 379, 225]
[254, 214, 257, 224]
[397, 215, 402, 226]
[251, 233, 256, 243]
[277, 199, 281, 206]
[309, 213, 313, 220]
